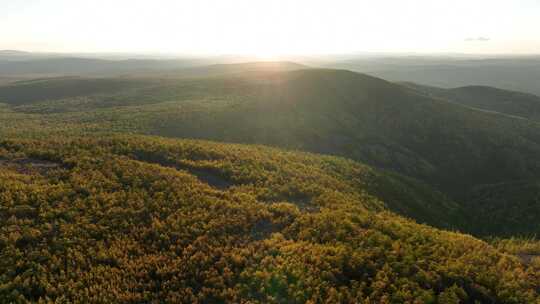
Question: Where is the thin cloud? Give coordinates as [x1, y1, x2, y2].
[465, 37, 491, 42]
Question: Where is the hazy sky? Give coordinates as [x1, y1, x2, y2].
[1, 0, 539, 56]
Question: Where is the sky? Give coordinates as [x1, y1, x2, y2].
[1, 0, 539, 56]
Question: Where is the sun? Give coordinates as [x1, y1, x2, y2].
[252, 50, 283, 61]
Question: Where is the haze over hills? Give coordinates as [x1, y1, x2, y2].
[0, 62, 308, 105]
[0, 50, 34, 61]
[150, 61, 309, 78]
[3, 50, 540, 97]
[0, 57, 206, 77]
[0, 50, 288, 79]
[326, 56, 540, 96]
[0, 50, 31, 56]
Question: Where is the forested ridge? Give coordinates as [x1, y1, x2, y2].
[402, 82, 540, 122]
[1, 136, 539, 303]
[2, 63, 540, 303]
[2, 67, 540, 236]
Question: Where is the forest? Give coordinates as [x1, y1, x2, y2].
[0, 136, 539, 303]
[2, 68, 540, 236]
[4, 0, 540, 301]
[1, 62, 540, 303]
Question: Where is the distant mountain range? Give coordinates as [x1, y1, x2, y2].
[0, 57, 206, 76]
[327, 56, 540, 96]
[0, 49, 31, 55]
[2, 51, 540, 96]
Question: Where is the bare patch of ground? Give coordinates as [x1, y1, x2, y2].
[0, 158, 61, 174]
[517, 253, 540, 266]
[261, 194, 319, 212]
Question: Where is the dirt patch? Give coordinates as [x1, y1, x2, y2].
[0, 158, 61, 174]
[262, 194, 319, 212]
[517, 253, 540, 265]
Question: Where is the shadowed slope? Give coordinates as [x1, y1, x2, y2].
[403, 82, 540, 122]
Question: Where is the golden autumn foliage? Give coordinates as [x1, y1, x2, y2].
[0, 135, 539, 303]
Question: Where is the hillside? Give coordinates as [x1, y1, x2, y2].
[0, 62, 308, 107]
[0, 135, 538, 303]
[465, 180, 540, 236]
[0, 77, 150, 105]
[126, 69, 540, 198]
[2, 67, 540, 236]
[403, 82, 540, 122]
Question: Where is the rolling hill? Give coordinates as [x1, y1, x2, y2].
[0, 57, 208, 77]
[0, 77, 149, 105]
[402, 82, 540, 122]
[326, 56, 540, 96]
[0, 54, 305, 79]
[465, 180, 540, 236]
[0, 50, 32, 60]
[152, 61, 309, 79]
[1, 66, 540, 237]
[0, 135, 538, 303]
[116, 69, 540, 199]
[0, 61, 309, 107]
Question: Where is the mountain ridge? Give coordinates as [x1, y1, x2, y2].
[1, 66, 540, 236]
[402, 82, 540, 122]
